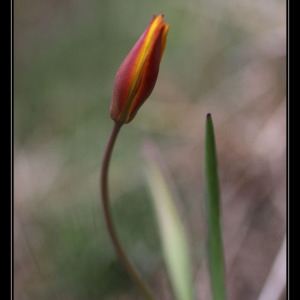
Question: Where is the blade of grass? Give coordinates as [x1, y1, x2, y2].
[204, 113, 226, 300]
[143, 140, 195, 300]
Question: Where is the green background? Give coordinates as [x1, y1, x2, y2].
[14, 1, 286, 299]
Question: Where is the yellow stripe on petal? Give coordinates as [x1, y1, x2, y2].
[129, 15, 164, 93]
[124, 15, 165, 117]
[160, 24, 169, 61]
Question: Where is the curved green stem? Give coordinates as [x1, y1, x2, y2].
[100, 121, 157, 300]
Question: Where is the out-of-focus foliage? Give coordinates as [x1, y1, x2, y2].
[14, 0, 286, 299]
[144, 141, 195, 300]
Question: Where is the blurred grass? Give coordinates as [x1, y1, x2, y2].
[144, 140, 195, 300]
[14, 0, 286, 299]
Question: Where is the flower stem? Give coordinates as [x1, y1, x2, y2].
[100, 121, 157, 300]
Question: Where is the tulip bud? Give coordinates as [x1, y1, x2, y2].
[110, 14, 169, 124]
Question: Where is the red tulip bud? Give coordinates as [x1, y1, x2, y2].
[110, 14, 169, 124]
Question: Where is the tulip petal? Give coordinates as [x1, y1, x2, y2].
[110, 15, 169, 124]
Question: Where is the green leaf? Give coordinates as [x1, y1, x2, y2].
[143, 141, 195, 300]
[204, 113, 226, 300]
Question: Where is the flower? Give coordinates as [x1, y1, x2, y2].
[110, 14, 169, 124]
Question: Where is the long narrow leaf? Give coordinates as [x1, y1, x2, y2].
[204, 113, 226, 300]
[143, 141, 195, 300]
